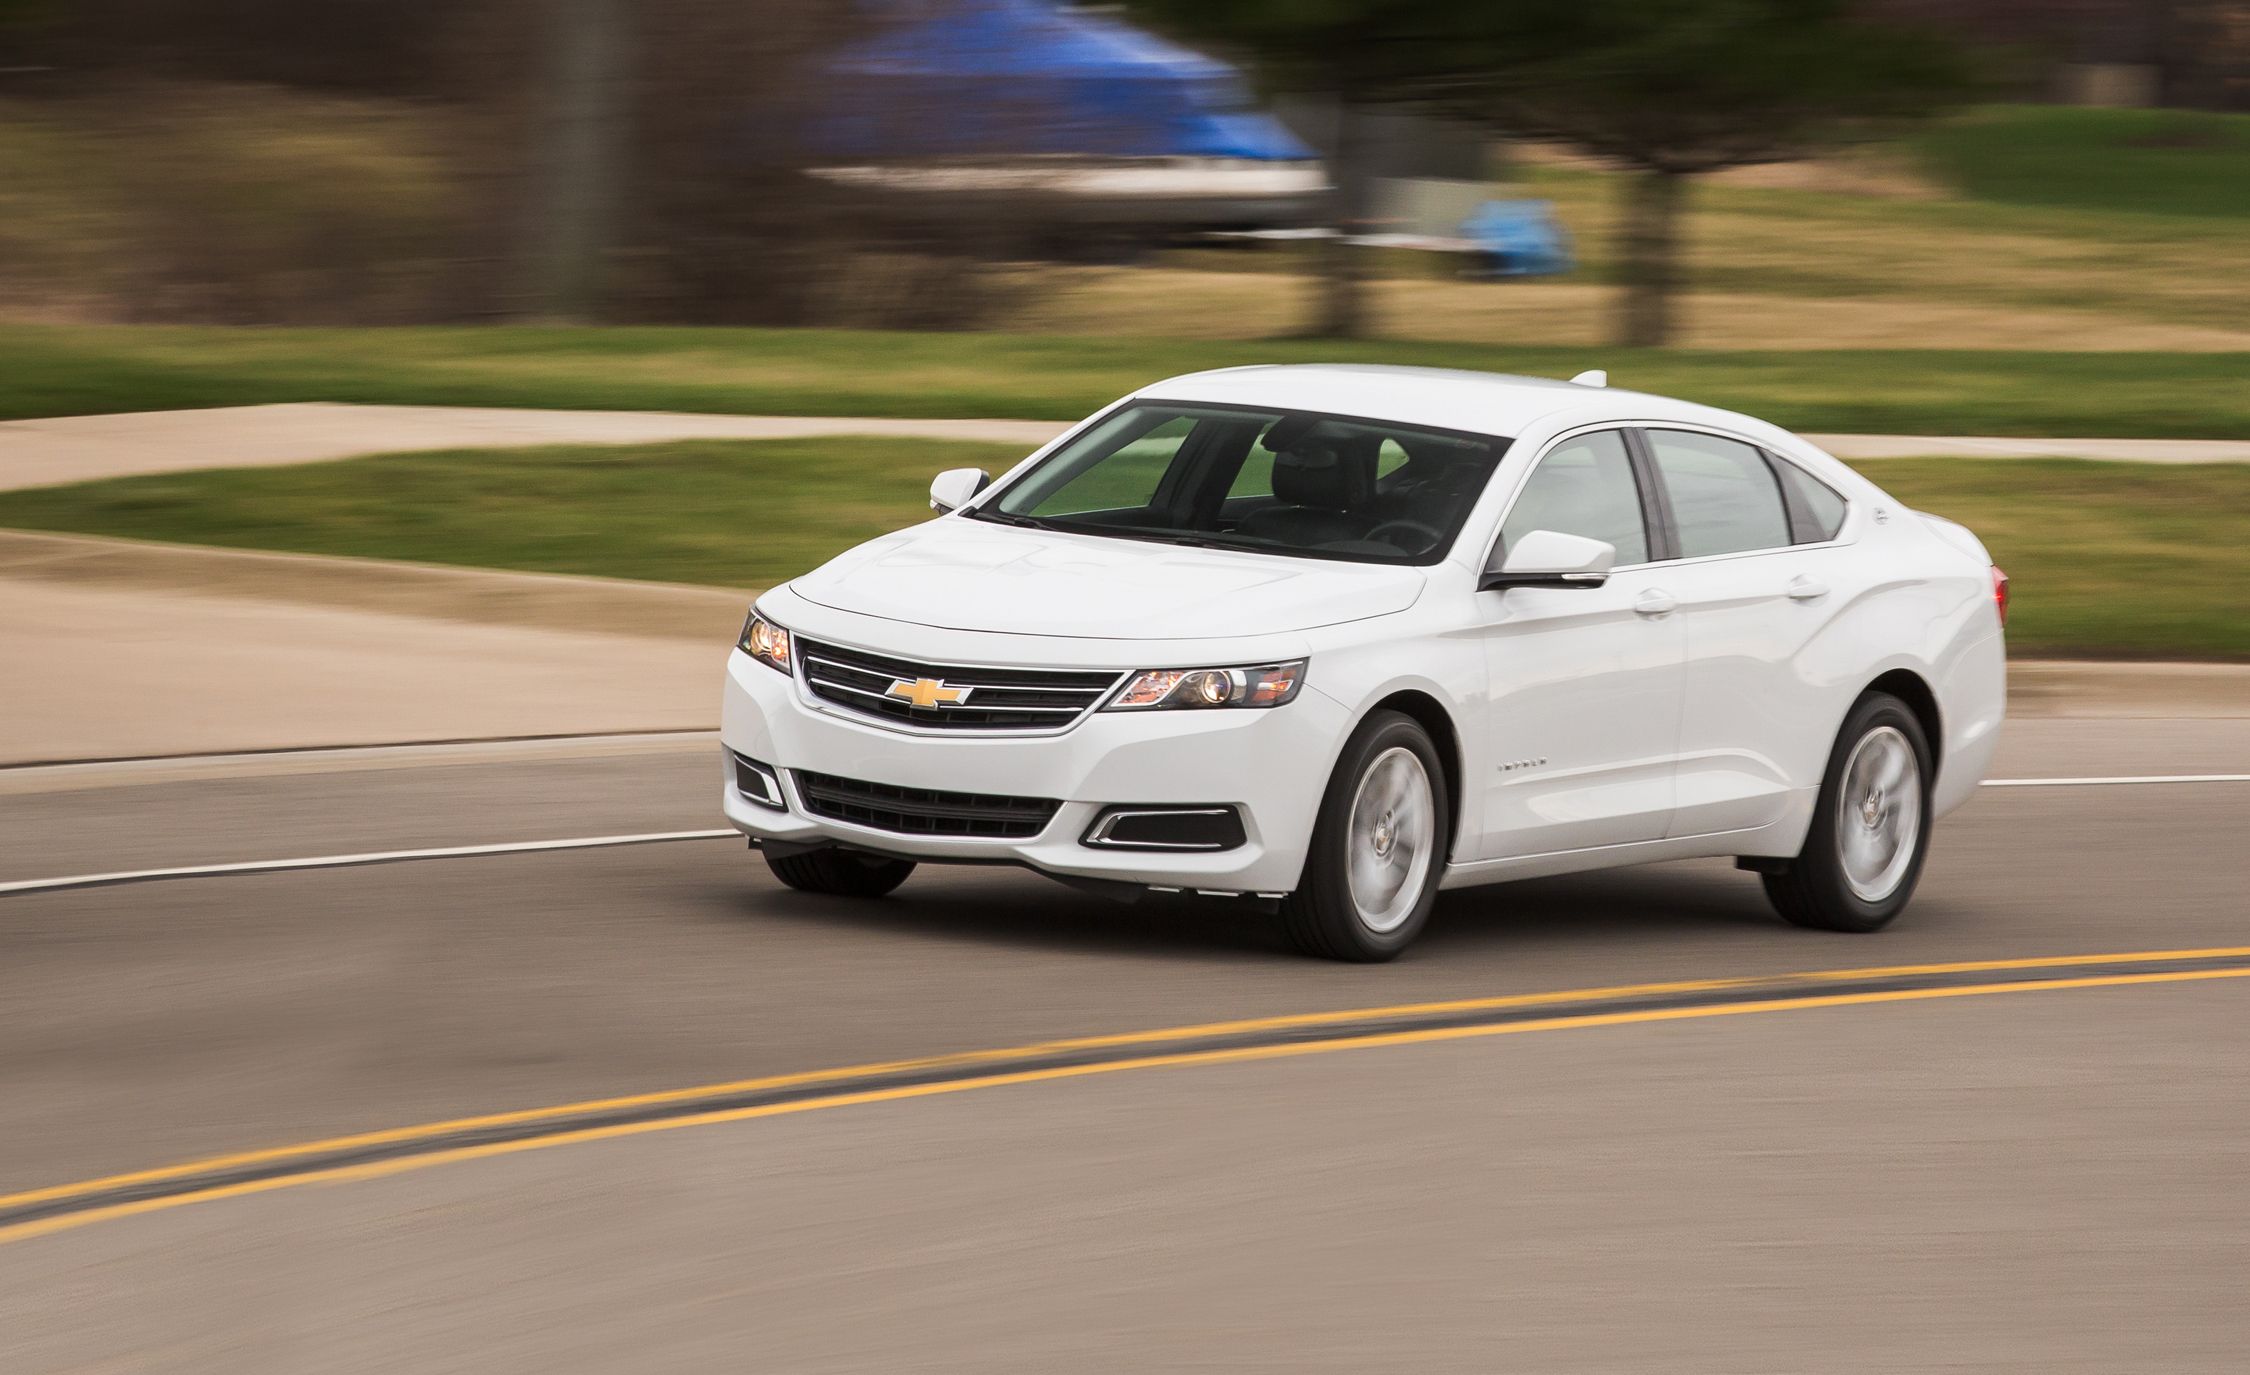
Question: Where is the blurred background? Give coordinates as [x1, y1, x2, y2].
[2, 6, 2249, 1370]
[1, 0, 2244, 672]
[0, 0, 2243, 339]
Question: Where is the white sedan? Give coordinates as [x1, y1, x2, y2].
[722, 365, 2007, 960]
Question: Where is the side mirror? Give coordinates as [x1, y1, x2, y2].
[1480, 529, 1615, 591]
[929, 467, 991, 514]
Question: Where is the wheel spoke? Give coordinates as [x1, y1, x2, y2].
[1391, 834, 1420, 873]
[1873, 740, 1909, 794]
[1350, 847, 1389, 903]
[1377, 762, 1409, 816]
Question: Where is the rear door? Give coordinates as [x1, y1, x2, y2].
[1635, 427, 1854, 839]
[1472, 428, 1686, 860]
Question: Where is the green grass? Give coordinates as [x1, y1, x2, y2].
[4, 324, 2249, 438]
[1907, 106, 2250, 220]
[1516, 155, 2250, 333]
[2, 440, 2242, 659]
[0, 438, 1017, 590]
[1854, 458, 2250, 661]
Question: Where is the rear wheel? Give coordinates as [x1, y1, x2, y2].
[764, 848, 916, 898]
[1282, 711, 1450, 961]
[1761, 692, 1932, 933]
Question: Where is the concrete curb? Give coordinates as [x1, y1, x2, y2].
[2005, 660, 2250, 719]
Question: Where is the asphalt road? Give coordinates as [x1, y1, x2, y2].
[2, 718, 2246, 1371]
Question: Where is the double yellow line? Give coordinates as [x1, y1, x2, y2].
[5, 945, 2248, 1247]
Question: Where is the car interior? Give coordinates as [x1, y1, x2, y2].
[986, 406, 1510, 564]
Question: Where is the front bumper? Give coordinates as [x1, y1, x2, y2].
[720, 648, 1349, 894]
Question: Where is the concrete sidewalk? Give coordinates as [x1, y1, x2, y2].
[3, 403, 2246, 493]
[0, 577, 724, 765]
[0, 404, 1065, 493]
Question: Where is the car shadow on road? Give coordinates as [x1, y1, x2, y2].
[701, 857, 1784, 962]
[709, 871, 1290, 961]
[1423, 860, 1785, 955]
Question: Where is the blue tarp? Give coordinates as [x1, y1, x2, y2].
[1462, 200, 1574, 277]
[817, 0, 1316, 162]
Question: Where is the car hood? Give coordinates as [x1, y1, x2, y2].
[789, 519, 1425, 640]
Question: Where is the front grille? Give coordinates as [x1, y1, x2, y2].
[794, 770, 1062, 839]
[796, 637, 1122, 733]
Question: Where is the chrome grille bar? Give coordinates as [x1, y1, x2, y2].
[795, 637, 1125, 734]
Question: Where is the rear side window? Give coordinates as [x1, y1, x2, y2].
[1500, 430, 1650, 566]
[1645, 430, 1791, 559]
[1774, 460, 1849, 542]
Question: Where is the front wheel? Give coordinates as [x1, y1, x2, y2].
[764, 848, 916, 898]
[1281, 710, 1450, 961]
[1761, 692, 1933, 933]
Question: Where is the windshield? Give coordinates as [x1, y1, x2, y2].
[971, 401, 1511, 565]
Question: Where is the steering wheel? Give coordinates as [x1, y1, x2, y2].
[1365, 519, 1445, 553]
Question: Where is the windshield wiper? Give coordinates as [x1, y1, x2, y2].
[1046, 524, 1236, 550]
[973, 512, 1254, 554]
[968, 508, 1055, 531]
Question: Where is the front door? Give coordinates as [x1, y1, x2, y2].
[1474, 429, 1685, 860]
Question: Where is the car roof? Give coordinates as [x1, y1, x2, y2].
[1135, 363, 1794, 448]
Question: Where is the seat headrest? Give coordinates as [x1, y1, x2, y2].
[1271, 440, 1374, 512]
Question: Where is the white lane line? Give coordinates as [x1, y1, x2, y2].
[0, 830, 737, 897]
[1980, 774, 2250, 788]
[2, 774, 2244, 899]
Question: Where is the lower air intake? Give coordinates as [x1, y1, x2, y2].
[793, 770, 1061, 840]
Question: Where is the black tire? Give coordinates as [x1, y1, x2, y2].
[1761, 692, 1933, 933]
[764, 848, 916, 898]
[1281, 710, 1451, 962]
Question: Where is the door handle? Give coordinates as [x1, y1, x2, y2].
[1632, 588, 1677, 617]
[1786, 575, 1830, 601]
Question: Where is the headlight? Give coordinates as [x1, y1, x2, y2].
[739, 611, 793, 675]
[1105, 660, 1305, 711]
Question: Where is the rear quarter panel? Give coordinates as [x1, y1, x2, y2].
[1817, 495, 2005, 821]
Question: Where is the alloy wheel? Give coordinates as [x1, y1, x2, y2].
[1835, 725, 1922, 902]
[1346, 746, 1436, 933]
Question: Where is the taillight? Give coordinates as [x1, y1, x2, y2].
[1992, 566, 2010, 626]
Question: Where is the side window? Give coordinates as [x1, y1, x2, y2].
[1499, 430, 1649, 566]
[1774, 460, 1849, 542]
[1645, 430, 1791, 558]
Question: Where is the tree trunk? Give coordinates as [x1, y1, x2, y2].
[527, 0, 625, 321]
[1310, 98, 1371, 339]
[1616, 165, 1686, 348]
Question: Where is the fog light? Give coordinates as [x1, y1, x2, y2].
[731, 752, 787, 811]
[1082, 806, 1246, 852]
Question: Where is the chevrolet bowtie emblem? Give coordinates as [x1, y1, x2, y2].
[886, 677, 972, 709]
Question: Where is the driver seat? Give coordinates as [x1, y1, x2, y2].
[1237, 438, 1378, 546]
